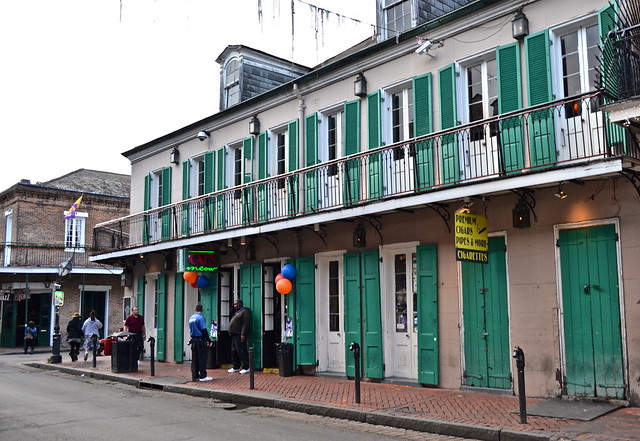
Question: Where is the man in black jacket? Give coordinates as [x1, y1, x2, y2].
[66, 312, 84, 362]
[227, 299, 251, 374]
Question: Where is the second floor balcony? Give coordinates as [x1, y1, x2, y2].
[93, 92, 638, 257]
[1, 243, 111, 270]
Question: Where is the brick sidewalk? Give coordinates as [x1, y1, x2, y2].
[7, 349, 639, 441]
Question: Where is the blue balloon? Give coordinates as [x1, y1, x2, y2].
[196, 275, 210, 288]
[281, 264, 296, 280]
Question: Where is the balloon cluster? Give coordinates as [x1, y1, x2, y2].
[275, 264, 296, 295]
[183, 271, 210, 289]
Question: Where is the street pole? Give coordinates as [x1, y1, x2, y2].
[50, 304, 62, 363]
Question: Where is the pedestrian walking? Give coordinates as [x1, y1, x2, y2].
[124, 306, 145, 364]
[66, 312, 84, 361]
[227, 299, 251, 374]
[81, 310, 103, 361]
[23, 321, 37, 354]
[188, 303, 213, 382]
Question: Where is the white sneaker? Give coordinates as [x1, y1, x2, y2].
[227, 368, 240, 373]
[198, 376, 213, 382]
[137, 360, 141, 366]
[239, 368, 250, 375]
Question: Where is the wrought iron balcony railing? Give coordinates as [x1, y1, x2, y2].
[93, 92, 636, 255]
[0, 243, 110, 269]
[600, 24, 640, 102]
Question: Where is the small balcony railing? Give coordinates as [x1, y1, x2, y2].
[93, 91, 636, 255]
[0, 243, 108, 269]
[600, 24, 640, 102]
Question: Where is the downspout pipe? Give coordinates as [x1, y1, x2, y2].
[293, 83, 305, 217]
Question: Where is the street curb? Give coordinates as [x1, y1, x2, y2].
[26, 362, 554, 441]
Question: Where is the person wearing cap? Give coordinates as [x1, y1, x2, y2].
[66, 312, 84, 362]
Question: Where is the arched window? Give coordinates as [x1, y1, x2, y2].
[225, 59, 240, 107]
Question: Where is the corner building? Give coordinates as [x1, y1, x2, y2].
[92, 0, 640, 405]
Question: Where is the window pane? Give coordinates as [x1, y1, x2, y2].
[394, 254, 407, 332]
[329, 260, 339, 332]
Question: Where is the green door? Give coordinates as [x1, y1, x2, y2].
[173, 274, 184, 363]
[156, 273, 167, 361]
[291, 258, 316, 368]
[558, 224, 624, 399]
[240, 264, 263, 369]
[417, 244, 439, 385]
[344, 250, 383, 379]
[462, 236, 510, 389]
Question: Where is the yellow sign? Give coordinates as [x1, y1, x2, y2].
[454, 212, 489, 263]
[54, 290, 64, 307]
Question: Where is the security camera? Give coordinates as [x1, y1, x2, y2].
[415, 39, 432, 55]
[197, 131, 209, 141]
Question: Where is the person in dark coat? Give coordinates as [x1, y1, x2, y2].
[66, 312, 84, 362]
[227, 299, 251, 374]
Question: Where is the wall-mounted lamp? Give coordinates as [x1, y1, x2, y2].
[512, 198, 531, 228]
[353, 223, 366, 248]
[227, 238, 233, 248]
[354, 72, 367, 98]
[170, 147, 180, 164]
[555, 184, 568, 199]
[44, 277, 51, 289]
[240, 236, 246, 246]
[249, 115, 260, 135]
[197, 131, 209, 141]
[512, 10, 529, 40]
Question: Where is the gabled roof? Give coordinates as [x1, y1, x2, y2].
[38, 169, 130, 198]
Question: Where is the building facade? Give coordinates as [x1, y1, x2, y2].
[93, 0, 640, 404]
[0, 170, 130, 349]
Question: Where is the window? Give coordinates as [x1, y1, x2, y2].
[233, 146, 242, 187]
[559, 23, 599, 117]
[388, 86, 414, 159]
[328, 260, 339, 332]
[394, 253, 408, 332]
[466, 59, 498, 141]
[275, 131, 287, 188]
[190, 155, 206, 197]
[384, 0, 413, 36]
[64, 212, 87, 250]
[320, 110, 343, 176]
[225, 59, 240, 108]
[149, 169, 164, 209]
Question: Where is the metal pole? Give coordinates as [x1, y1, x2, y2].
[349, 342, 361, 404]
[148, 337, 155, 377]
[512, 346, 527, 424]
[92, 334, 97, 368]
[249, 347, 254, 390]
[50, 305, 62, 363]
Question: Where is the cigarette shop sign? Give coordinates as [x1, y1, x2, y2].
[455, 212, 489, 264]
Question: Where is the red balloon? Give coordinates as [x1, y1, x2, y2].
[190, 281, 198, 288]
[276, 278, 292, 295]
[183, 271, 197, 283]
[275, 273, 284, 284]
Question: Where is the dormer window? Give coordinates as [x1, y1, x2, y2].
[225, 59, 240, 107]
[384, 0, 413, 36]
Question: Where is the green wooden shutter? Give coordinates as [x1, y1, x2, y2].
[143, 174, 151, 243]
[525, 29, 556, 166]
[240, 264, 263, 368]
[343, 252, 362, 377]
[181, 161, 190, 235]
[497, 42, 524, 172]
[204, 152, 215, 230]
[439, 64, 460, 184]
[161, 167, 172, 239]
[257, 131, 269, 222]
[293, 258, 316, 366]
[242, 138, 255, 225]
[173, 273, 184, 363]
[156, 273, 166, 361]
[287, 120, 299, 216]
[367, 91, 383, 199]
[599, 4, 627, 152]
[137, 276, 145, 313]
[417, 244, 438, 385]
[305, 113, 318, 212]
[344, 100, 361, 205]
[216, 147, 226, 230]
[412, 73, 435, 189]
[361, 249, 383, 379]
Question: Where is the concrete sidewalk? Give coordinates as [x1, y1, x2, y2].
[4, 348, 638, 441]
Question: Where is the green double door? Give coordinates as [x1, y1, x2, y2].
[558, 224, 624, 399]
[462, 236, 511, 389]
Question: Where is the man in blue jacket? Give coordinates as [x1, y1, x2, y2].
[189, 303, 213, 382]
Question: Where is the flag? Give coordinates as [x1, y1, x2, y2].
[64, 195, 83, 220]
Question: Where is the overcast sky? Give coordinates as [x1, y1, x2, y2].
[0, 0, 375, 191]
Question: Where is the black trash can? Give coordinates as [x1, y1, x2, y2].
[128, 334, 139, 372]
[111, 340, 131, 373]
[206, 340, 218, 369]
[276, 343, 294, 377]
